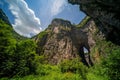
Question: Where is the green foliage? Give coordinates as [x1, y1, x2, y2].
[0, 19, 16, 77]
[87, 47, 120, 80]
[35, 31, 48, 55]
[1, 64, 83, 80]
[13, 40, 39, 76]
[90, 40, 120, 80]
[38, 31, 48, 39]
[87, 72, 108, 80]
[0, 20, 39, 77]
[102, 47, 120, 80]
[76, 16, 91, 28]
[36, 64, 60, 76]
[0, 39, 39, 77]
[86, 63, 108, 80]
[2, 73, 82, 80]
[59, 58, 88, 80]
[12, 31, 27, 41]
[0, 15, 120, 80]
[0, 59, 87, 80]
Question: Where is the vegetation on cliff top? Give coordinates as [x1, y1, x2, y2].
[76, 16, 91, 28]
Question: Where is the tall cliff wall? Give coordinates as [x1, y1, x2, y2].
[68, 0, 120, 45]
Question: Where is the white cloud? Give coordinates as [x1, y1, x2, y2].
[5, 0, 42, 37]
[50, 0, 67, 17]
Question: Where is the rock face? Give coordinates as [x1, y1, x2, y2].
[68, 0, 120, 45]
[35, 18, 101, 65]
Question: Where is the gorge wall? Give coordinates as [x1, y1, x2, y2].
[68, 0, 120, 45]
[34, 18, 103, 65]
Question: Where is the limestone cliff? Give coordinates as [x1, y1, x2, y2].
[68, 0, 120, 45]
[35, 18, 102, 65]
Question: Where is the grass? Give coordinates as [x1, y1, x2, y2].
[0, 72, 82, 80]
[76, 16, 91, 28]
[0, 64, 83, 80]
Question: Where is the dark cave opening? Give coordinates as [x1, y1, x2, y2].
[78, 45, 93, 67]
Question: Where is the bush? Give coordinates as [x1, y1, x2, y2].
[13, 40, 39, 76]
[0, 26, 39, 77]
[59, 58, 88, 80]
[102, 47, 120, 80]
[0, 20, 16, 77]
[90, 40, 120, 80]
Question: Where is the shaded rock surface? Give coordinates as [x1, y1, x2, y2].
[68, 0, 120, 45]
[35, 18, 102, 65]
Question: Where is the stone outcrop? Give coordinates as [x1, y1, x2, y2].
[68, 0, 120, 45]
[35, 18, 101, 65]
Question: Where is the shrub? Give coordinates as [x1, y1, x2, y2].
[0, 20, 16, 77]
[102, 48, 120, 80]
[13, 40, 39, 76]
[59, 58, 88, 80]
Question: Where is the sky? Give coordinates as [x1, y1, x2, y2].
[0, 0, 85, 37]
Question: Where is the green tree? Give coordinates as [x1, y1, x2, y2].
[102, 48, 120, 80]
[0, 20, 16, 77]
[59, 58, 88, 80]
[0, 20, 39, 77]
[13, 40, 39, 76]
